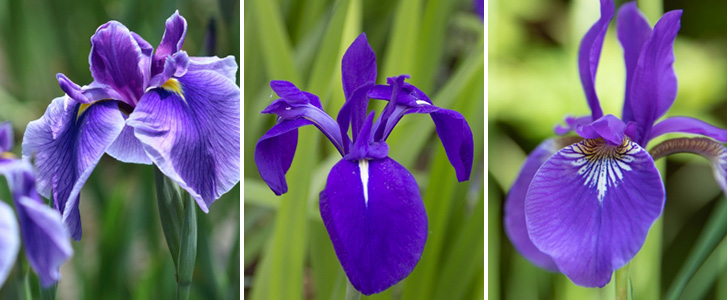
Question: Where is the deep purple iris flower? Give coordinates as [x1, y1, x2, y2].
[255, 33, 474, 295]
[22, 11, 240, 241]
[0, 123, 73, 288]
[504, 0, 727, 288]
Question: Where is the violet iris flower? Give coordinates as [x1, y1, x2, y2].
[0, 123, 73, 287]
[255, 33, 474, 295]
[22, 11, 240, 241]
[504, 0, 727, 288]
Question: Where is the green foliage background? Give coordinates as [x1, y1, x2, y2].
[489, 0, 727, 299]
[243, 0, 484, 299]
[0, 0, 240, 299]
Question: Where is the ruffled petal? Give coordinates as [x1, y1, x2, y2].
[554, 115, 593, 135]
[148, 51, 190, 89]
[320, 157, 427, 295]
[525, 138, 664, 287]
[0, 201, 19, 287]
[255, 119, 310, 195]
[89, 21, 147, 105]
[617, 2, 652, 123]
[577, 0, 615, 120]
[504, 137, 584, 272]
[152, 11, 187, 76]
[649, 116, 727, 142]
[127, 70, 240, 213]
[574, 114, 626, 145]
[628, 10, 682, 145]
[22, 97, 125, 240]
[6, 163, 73, 287]
[187, 56, 238, 83]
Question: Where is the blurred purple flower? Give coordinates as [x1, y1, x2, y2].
[0, 123, 72, 288]
[255, 33, 474, 295]
[23, 11, 240, 241]
[504, 0, 727, 287]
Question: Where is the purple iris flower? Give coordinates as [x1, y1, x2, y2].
[504, 0, 727, 288]
[255, 33, 474, 295]
[22, 11, 240, 241]
[0, 123, 73, 288]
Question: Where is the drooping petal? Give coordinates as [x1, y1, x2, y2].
[554, 115, 593, 135]
[152, 11, 187, 76]
[574, 114, 626, 145]
[649, 137, 727, 194]
[0, 122, 12, 152]
[341, 33, 377, 101]
[617, 2, 652, 123]
[0, 201, 19, 287]
[628, 10, 682, 145]
[525, 138, 664, 287]
[320, 157, 427, 295]
[105, 124, 153, 164]
[255, 119, 309, 195]
[577, 0, 615, 120]
[127, 70, 240, 213]
[649, 116, 727, 143]
[504, 137, 584, 272]
[22, 97, 125, 240]
[89, 21, 147, 105]
[264, 81, 344, 152]
[367, 76, 474, 181]
[5, 163, 72, 287]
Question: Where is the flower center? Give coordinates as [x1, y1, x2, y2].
[161, 78, 185, 100]
[565, 138, 638, 203]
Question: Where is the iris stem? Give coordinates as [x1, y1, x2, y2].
[345, 278, 361, 300]
[615, 264, 631, 300]
[176, 187, 197, 300]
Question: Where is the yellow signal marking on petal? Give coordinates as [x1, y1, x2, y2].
[77, 103, 92, 120]
[1, 152, 16, 159]
[161, 78, 185, 100]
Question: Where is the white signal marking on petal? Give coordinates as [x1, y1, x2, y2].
[359, 159, 370, 207]
[566, 138, 638, 203]
[415, 100, 430, 106]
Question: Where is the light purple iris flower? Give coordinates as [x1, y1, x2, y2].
[255, 33, 474, 295]
[22, 11, 240, 241]
[0, 123, 73, 288]
[505, 0, 727, 288]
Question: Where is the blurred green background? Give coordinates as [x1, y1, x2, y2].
[0, 0, 240, 299]
[489, 0, 727, 299]
[243, 0, 484, 299]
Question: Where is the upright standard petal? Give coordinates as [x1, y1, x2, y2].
[628, 10, 682, 145]
[0, 201, 19, 288]
[525, 138, 664, 287]
[89, 21, 147, 105]
[617, 2, 652, 123]
[22, 97, 125, 240]
[153, 11, 187, 76]
[577, 0, 615, 120]
[320, 157, 427, 295]
[127, 70, 240, 213]
[6, 164, 73, 287]
[504, 137, 584, 272]
[341, 33, 377, 101]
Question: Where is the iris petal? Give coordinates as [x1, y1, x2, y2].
[22, 97, 125, 240]
[649, 116, 727, 142]
[153, 11, 187, 76]
[341, 33, 377, 102]
[255, 119, 309, 195]
[0, 201, 19, 287]
[577, 0, 615, 120]
[320, 157, 427, 295]
[127, 70, 240, 213]
[0, 122, 12, 152]
[188, 56, 239, 83]
[105, 124, 153, 164]
[89, 21, 146, 105]
[525, 138, 664, 287]
[617, 2, 652, 123]
[628, 10, 682, 145]
[504, 137, 584, 272]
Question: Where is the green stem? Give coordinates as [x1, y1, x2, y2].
[615, 264, 631, 300]
[39, 283, 57, 300]
[176, 190, 198, 300]
[345, 279, 361, 300]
